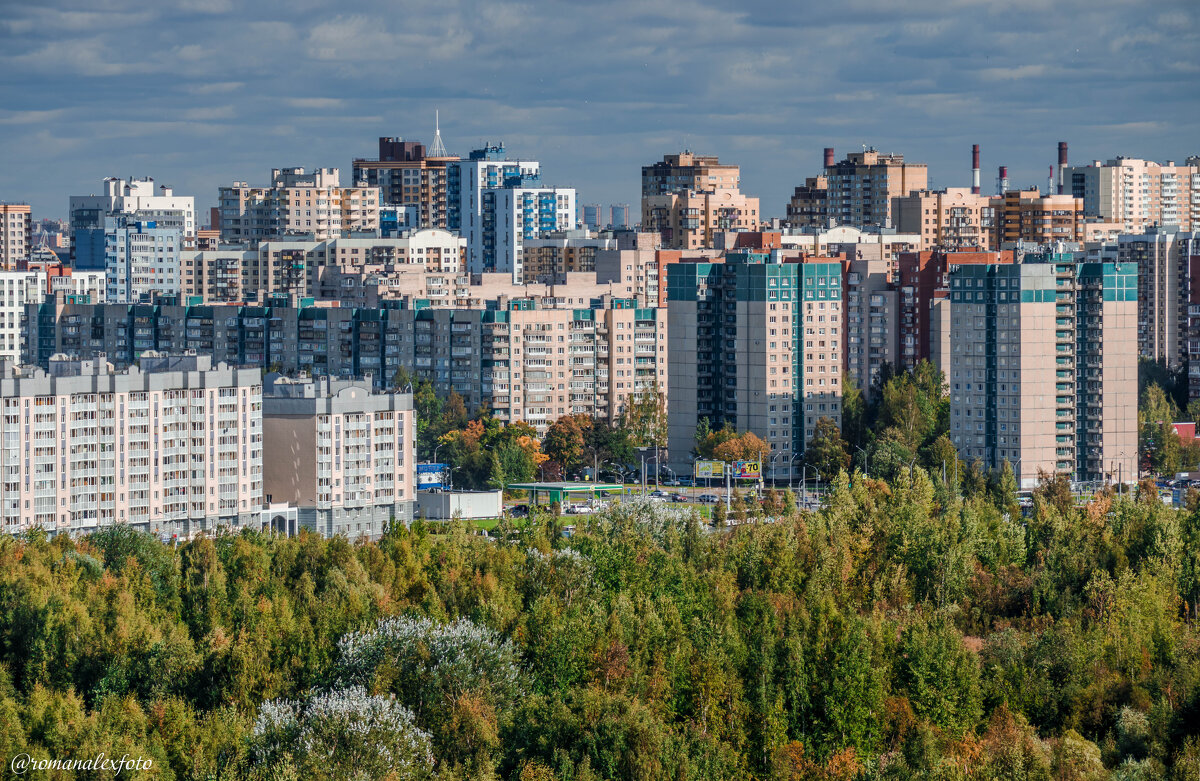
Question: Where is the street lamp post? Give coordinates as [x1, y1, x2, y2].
[854, 444, 870, 477]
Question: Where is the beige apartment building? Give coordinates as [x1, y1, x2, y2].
[667, 254, 843, 480]
[991, 189, 1085, 245]
[946, 255, 1137, 488]
[181, 231, 466, 303]
[483, 302, 667, 431]
[787, 148, 928, 230]
[218, 168, 379, 245]
[895, 187, 996, 250]
[642, 152, 743, 196]
[263, 375, 414, 538]
[352, 136, 459, 229]
[520, 232, 617, 283]
[1067, 156, 1200, 232]
[843, 255, 899, 394]
[0, 353, 263, 537]
[0, 204, 32, 269]
[641, 152, 759, 249]
[1117, 228, 1200, 369]
[642, 189, 760, 250]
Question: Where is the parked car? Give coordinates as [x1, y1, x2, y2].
[698, 494, 720, 503]
[663, 479, 680, 487]
[509, 504, 530, 518]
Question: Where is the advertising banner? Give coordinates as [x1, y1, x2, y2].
[417, 463, 449, 490]
[733, 460, 761, 480]
[694, 460, 724, 478]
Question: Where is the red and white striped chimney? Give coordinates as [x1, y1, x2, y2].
[999, 166, 1009, 194]
[971, 144, 981, 194]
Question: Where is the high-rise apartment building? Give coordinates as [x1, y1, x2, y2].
[666, 253, 843, 479]
[263, 375, 414, 537]
[946, 255, 1137, 487]
[0, 353, 263, 536]
[786, 148, 928, 230]
[0, 270, 103, 363]
[0, 204, 32, 269]
[582, 204, 603, 231]
[896, 250, 1012, 371]
[610, 204, 631, 229]
[991, 189, 1085, 245]
[642, 152, 743, 196]
[101, 216, 182, 303]
[641, 152, 759, 249]
[352, 134, 459, 229]
[449, 145, 576, 280]
[895, 187, 996, 250]
[70, 178, 195, 269]
[27, 297, 665, 434]
[1067, 156, 1200, 233]
[843, 256, 898, 393]
[218, 168, 379, 245]
[1116, 229, 1200, 369]
[520, 232, 617, 283]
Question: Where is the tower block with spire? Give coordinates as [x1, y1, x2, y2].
[352, 114, 461, 229]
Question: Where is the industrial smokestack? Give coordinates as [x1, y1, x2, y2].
[999, 166, 1009, 194]
[971, 144, 981, 194]
[823, 147, 835, 168]
[1057, 141, 1068, 194]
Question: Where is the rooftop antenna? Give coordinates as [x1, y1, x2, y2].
[429, 110, 449, 157]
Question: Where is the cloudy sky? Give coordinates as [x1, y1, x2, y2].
[1, 0, 1197, 222]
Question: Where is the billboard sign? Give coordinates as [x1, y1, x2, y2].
[733, 460, 761, 480]
[417, 463, 449, 490]
[694, 460, 724, 479]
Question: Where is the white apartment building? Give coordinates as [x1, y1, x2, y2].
[449, 146, 576, 280]
[0, 270, 105, 362]
[0, 353, 263, 537]
[70, 177, 195, 239]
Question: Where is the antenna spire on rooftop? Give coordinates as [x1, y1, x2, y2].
[429, 110, 449, 157]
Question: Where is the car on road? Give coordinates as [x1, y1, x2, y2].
[698, 493, 720, 503]
[671, 493, 689, 503]
[508, 504, 530, 518]
[649, 489, 671, 498]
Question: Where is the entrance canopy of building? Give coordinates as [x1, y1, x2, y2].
[505, 481, 624, 505]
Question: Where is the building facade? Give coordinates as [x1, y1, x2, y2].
[1118, 229, 1200, 369]
[641, 152, 758, 250]
[991, 189, 1085, 245]
[946, 256, 1137, 487]
[787, 148, 928, 230]
[1067, 156, 1200, 233]
[70, 178, 195, 268]
[218, 168, 379, 245]
[0, 353, 262, 536]
[0, 204, 32, 269]
[895, 187, 996, 250]
[448, 145, 575, 280]
[27, 297, 665, 434]
[352, 136, 459, 229]
[263, 375, 414, 538]
[667, 254, 843, 480]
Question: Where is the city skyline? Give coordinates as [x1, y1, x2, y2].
[2, 0, 1197, 220]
